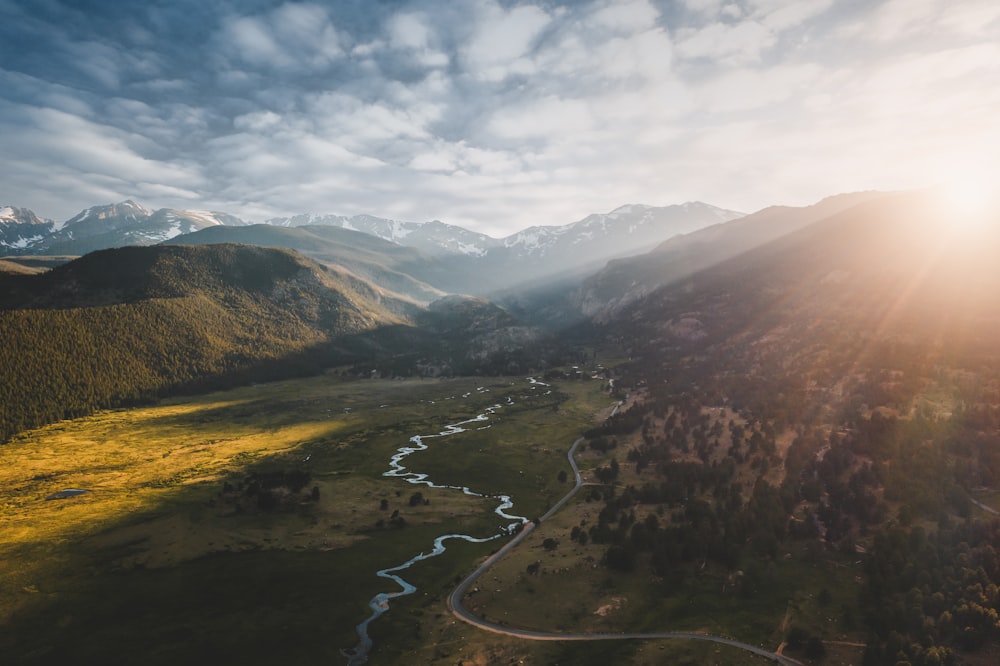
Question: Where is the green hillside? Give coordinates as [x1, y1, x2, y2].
[0, 244, 408, 442]
[168, 224, 450, 304]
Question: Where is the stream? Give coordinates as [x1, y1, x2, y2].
[345, 378, 550, 665]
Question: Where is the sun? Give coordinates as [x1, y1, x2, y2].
[935, 167, 998, 232]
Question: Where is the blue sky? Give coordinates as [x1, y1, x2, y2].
[1, 0, 997, 235]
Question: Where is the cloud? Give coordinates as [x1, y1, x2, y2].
[674, 20, 775, 64]
[692, 63, 825, 114]
[216, 2, 343, 72]
[486, 96, 597, 141]
[461, 2, 551, 80]
[0, 0, 998, 232]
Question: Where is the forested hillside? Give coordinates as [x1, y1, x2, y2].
[583, 192, 1000, 664]
[0, 244, 408, 442]
[168, 224, 448, 304]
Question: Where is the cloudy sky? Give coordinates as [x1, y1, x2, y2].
[1, 0, 997, 235]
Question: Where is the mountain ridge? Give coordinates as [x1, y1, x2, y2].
[2, 198, 744, 295]
[0, 198, 742, 260]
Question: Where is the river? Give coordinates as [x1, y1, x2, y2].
[344, 378, 550, 665]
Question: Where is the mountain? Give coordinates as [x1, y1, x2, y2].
[0, 206, 58, 253]
[610, 190, 1000, 411]
[264, 213, 498, 257]
[0, 241, 561, 442]
[0, 243, 409, 441]
[2, 199, 742, 296]
[168, 202, 745, 297]
[564, 191, 1000, 666]
[267, 203, 744, 292]
[166, 224, 447, 305]
[409, 202, 746, 294]
[574, 192, 889, 321]
[35, 201, 246, 255]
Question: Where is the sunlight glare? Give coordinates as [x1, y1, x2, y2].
[938, 168, 998, 231]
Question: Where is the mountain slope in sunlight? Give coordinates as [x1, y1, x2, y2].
[575, 191, 890, 322]
[615, 189, 1000, 422]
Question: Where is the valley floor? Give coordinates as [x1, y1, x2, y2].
[1, 368, 870, 665]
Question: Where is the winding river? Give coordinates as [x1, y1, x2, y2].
[345, 379, 549, 665]
[345, 380, 800, 666]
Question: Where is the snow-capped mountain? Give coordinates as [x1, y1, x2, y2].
[20, 201, 247, 255]
[1, 198, 744, 294]
[0, 206, 58, 252]
[267, 202, 741, 263]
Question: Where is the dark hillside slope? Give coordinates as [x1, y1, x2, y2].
[0, 244, 408, 442]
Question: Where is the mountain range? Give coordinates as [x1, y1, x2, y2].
[0, 200, 743, 295]
[4, 185, 1000, 666]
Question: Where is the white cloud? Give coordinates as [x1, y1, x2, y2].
[388, 12, 432, 49]
[675, 20, 775, 64]
[385, 11, 450, 69]
[486, 96, 596, 140]
[462, 2, 550, 81]
[3, 0, 999, 232]
[940, 1, 1000, 35]
[692, 63, 825, 114]
[594, 28, 673, 80]
[680, 0, 725, 16]
[756, 0, 834, 32]
[217, 2, 342, 71]
[588, 0, 660, 33]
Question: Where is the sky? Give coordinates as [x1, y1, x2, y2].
[0, 0, 998, 236]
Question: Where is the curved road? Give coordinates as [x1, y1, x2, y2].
[446, 433, 802, 666]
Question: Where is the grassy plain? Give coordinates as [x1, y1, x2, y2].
[0, 371, 611, 664]
[1, 365, 863, 665]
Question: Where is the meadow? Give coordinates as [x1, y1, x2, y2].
[0, 365, 865, 665]
[0, 371, 611, 664]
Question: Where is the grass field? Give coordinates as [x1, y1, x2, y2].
[0, 371, 613, 665]
[1, 366, 869, 665]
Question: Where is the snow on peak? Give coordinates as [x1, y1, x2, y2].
[182, 210, 226, 226]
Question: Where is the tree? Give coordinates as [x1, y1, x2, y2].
[543, 538, 559, 551]
[558, 470, 568, 483]
[805, 636, 826, 659]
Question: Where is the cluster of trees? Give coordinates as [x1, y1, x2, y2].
[861, 520, 1000, 664]
[584, 462, 789, 577]
[221, 468, 319, 512]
